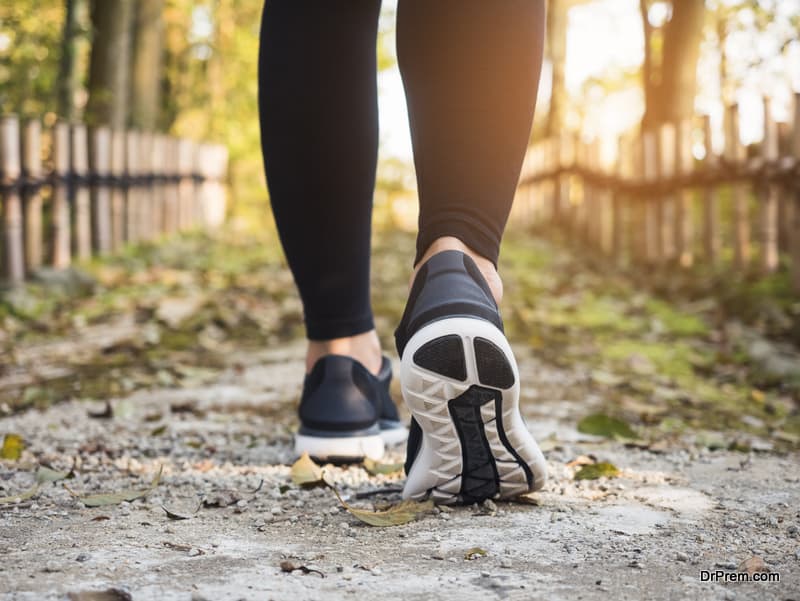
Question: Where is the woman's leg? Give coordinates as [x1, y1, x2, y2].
[397, 0, 546, 271]
[395, 0, 548, 502]
[258, 0, 383, 374]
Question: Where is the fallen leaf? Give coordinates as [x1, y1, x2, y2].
[574, 462, 620, 481]
[150, 424, 167, 437]
[162, 501, 201, 520]
[36, 465, 74, 483]
[577, 414, 637, 440]
[66, 465, 163, 507]
[332, 487, 433, 527]
[565, 454, 597, 468]
[464, 547, 488, 560]
[1, 433, 24, 460]
[67, 589, 132, 601]
[739, 556, 769, 575]
[88, 401, 113, 419]
[290, 452, 325, 488]
[162, 541, 193, 552]
[590, 370, 624, 386]
[279, 560, 325, 578]
[363, 458, 404, 476]
[0, 484, 40, 504]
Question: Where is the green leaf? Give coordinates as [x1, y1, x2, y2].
[574, 462, 620, 480]
[67, 465, 163, 507]
[362, 458, 404, 476]
[0, 484, 40, 504]
[290, 452, 325, 488]
[577, 414, 637, 440]
[331, 488, 433, 527]
[36, 465, 73, 483]
[1, 433, 24, 460]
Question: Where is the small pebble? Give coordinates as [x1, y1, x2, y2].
[188, 548, 202, 557]
[340, 522, 350, 531]
[271, 506, 283, 515]
[676, 552, 689, 562]
[75, 553, 91, 563]
[42, 561, 61, 573]
[500, 558, 513, 569]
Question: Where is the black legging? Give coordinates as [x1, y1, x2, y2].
[259, 0, 545, 341]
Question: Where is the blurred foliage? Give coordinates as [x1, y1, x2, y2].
[0, 2, 75, 118]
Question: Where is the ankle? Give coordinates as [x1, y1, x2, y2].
[413, 236, 503, 304]
[306, 329, 383, 375]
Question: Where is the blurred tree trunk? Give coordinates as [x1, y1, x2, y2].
[545, 0, 569, 137]
[86, 0, 133, 128]
[641, 0, 705, 128]
[57, 0, 84, 121]
[130, 0, 165, 130]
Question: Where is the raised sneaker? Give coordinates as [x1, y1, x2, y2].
[395, 250, 547, 503]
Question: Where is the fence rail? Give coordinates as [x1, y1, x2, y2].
[514, 93, 800, 293]
[0, 115, 228, 285]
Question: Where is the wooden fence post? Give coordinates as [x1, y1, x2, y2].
[125, 131, 139, 243]
[676, 119, 695, 267]
[151, 134, 166, 236]
[1, 115, 24, 283]
[761, 97, 780, 274]
[790, 92, 800, 293]
[642, 129, 659, 264]
[52, 121, 71, 269]
[700, 115, 719, 266]
[725, 104, 750, 269]
[22, 120, 43, 272]
[110, 130, 126, 251]
[164, 137, 179, 234]
[658, 122, 677, 262]
[137, 132, 154, 241]
[177, 139, 194, 230]
[90, 126, 113, 253]
[611, 135, 626, 265]
[71, 123, 92, 260]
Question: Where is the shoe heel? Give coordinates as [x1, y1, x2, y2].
[400, 317, 547, 503]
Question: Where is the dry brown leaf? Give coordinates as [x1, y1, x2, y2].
[738, 556, 769, 575]
[66, 465, 163, 507]
[362, 458, 404, 476]
[331, 487, 433, 527]
[290, 452, 325, 488]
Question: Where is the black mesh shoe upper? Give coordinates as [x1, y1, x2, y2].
[394, 250, 503, 359]
[298, 354, 399, 436]
[395, 250, 505, 474]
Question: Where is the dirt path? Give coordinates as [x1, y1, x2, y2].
[1, 230, 799, 600]
[2, 342, 798, 600]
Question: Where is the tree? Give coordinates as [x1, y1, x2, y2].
[57, 0, 86, 121]
[130, 0, 165, 130]
[640, 0, 706, 128]
[86, 0, 133, 128]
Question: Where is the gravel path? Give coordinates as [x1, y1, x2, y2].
[2, 341, 798, 601]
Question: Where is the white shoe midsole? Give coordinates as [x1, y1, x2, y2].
[294, 433, 385, 460]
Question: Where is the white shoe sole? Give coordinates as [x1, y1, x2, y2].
[400, 317, 547, 503]
[294, 433, 385, 461]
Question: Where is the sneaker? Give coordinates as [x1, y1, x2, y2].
[395, 250, 547, 503]
[294, 355, 407, 461]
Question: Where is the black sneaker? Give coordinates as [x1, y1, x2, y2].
[294, 355, 407, 461]
[395, 250, 547, 503]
